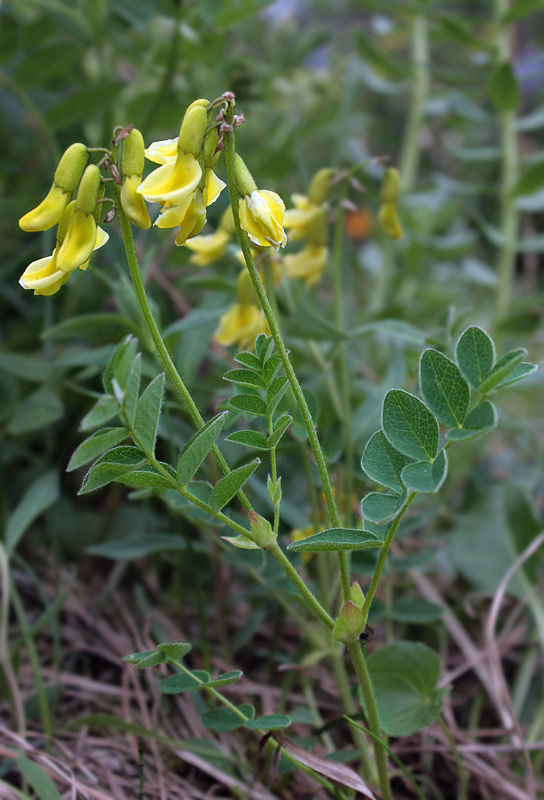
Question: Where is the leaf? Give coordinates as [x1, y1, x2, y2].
[512, 162, 544, 197]
[446, 401, 497, 441]
[267, 414, 292, 448]
[115, 463, 175, 491]
[367, 642, 449, 737]
[228, 394, 268, 416]
[222, 534, 261, 549]
[79, 447, 146, 494]
[123, 649, 161, 665]
[503, 0, 544, 22]
[361, 431, 412, 494]
[455, 326, 495, 389]
[223, 368, 265, 388]
[266, 376, 289, 414]
[16, 758, 61, 800]
[87, 532, 187, 559]
[103, 335, 139, 394]
[350, 319, 426, 346]
[80, 395, 119, 431]
[244, 714, 292, 731]
[206, 670, 244, 688]
[226, 430, 270, 451]
[131, 651, 165, 669]
[361, 492, 406, 524]
[287, 528, 381, 553]
[42, 313, 134, 339]
[159, 670, 210, 693]
[262, 352, 282, 385]
[8, 389, 63, 434]
[495, 361, 537, 389]
[234, 351, 261, 370]
[201, 704, 255, 732]
[382, 390, 438, 462]
[134, 374, 165, 454]
[275, 733, 376, 797]
[176, 412, 228, 485]
[210, 459, 260, 511]
[6, 472, 59, 557]
[157, 642, 193, 661]
[401, 450, 448, 494]
[479, 348, 527, 393]
[123, 354, 142, 426]
[488, 62, 519, 112]
[67, 428, 129, 472]
[419, 350, 469, 427]
[389, 598, 444, 623]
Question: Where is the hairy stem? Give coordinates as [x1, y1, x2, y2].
[115, 195, 251, 512]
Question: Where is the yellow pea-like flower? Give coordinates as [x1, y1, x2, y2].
[120, 128, 151, 230]
[284, 244, 328, 287]
[56, 164, 102, 272]
[214, 303, 270, 349]
[284, 193, 321, 241]
[174, 190, 207, 246]
[185, 229, 231, 266]
[239, 190, 287, 248]
[19, 143, 88, 232]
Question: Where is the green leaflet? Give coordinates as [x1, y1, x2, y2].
[455, 326, 495, 389]
[210, 459, 260, 511]
[176, 412, 228, 486]
[419, 349, 469, 427]
[287, 528, 381, 553]
[382, 390, 438, 462]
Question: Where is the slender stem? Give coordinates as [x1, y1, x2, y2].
[361, 492, 416, 628]
[267, 544, 334, 630]
[438, 715, 469, 800]
[222, 110, 342, 548]
[493, 0, 519, 325]
[398, 12, 429, 192]
[347, 641, 392, 800]
[331, 193, 353, 603]
[0, 546, 26, 737]
[115, 196, 252, 512]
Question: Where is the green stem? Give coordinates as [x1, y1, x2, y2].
[361, 492, 416, 627]
[493, 0, 520, 325]
[115, 196, 251, 513]
[331, 192, 353, 603]
[346, 641, 392, 800]
[398, 12, 429, 191]
[0, 546, 26, 738]
[222, 108, 343, 562]
[438, 715, 469, 800]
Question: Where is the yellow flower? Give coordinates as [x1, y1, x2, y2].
[239, 190, 287, 249]
[120, 128, 151, 230]
[56, 165, 102, 272]
[138, 151, 202, 210]
[284, 244, 328, 286]
[290, 526, 315, 563]
[19, 143, 88, 232]
[19, 227, 108, 296]
[144, 137, 179, 165]
[185, 229, 231, 266]
[214, 303, 270, 349]
[174, 189, 206, 246]
[284, 194, 322, 241]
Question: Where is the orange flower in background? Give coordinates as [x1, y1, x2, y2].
[344, 209, 373, 241]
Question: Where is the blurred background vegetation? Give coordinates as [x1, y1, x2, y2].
[1, 0, 543, 797]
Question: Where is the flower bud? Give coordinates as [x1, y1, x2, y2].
[204, 126, 221, 168]
[76, 164, 101, 215]
[178, 104, 209, 157]
[248, 510, 276, 549]
[53, 143, 89, 194]
[378, 203, 403, 240]
[350, 581, 365, 611]
[333, 601, 365, 644]
[18, 143, 88, 233]
[307, 168, 335, 205]
[380, 167, 401, 205]
[235, 154, 257, 196]
[121, 128, 146, 179]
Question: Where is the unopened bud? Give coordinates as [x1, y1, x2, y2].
[53, 143, 89, 194]
[307, 168, 335, 205]
[333, 601, 365, 644]
[76, 165, 101, 215]
[121, 128, 145, 179]
[350, 581, 365, 611]
[178, 104, 209, 157]
[380, 167, 401, 205]
[235, 154, 257, 196]
[248, 510, 277, 549]
[267, 475, 282, 507]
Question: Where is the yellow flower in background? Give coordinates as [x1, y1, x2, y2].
[186, 229, 231, 266]
[214, 303, 270, 348]
[284, 244, 328, 287]
[290, 526, 315, 563]
[284, 193, 323, 241]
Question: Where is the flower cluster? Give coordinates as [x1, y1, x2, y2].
[283, 168, 334, 286]
[19, 145, 109, 295]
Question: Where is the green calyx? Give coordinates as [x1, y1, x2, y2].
[76, 164, 101, 215]
[53, 142, 89, 194]
[122, 128, 146, 179]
